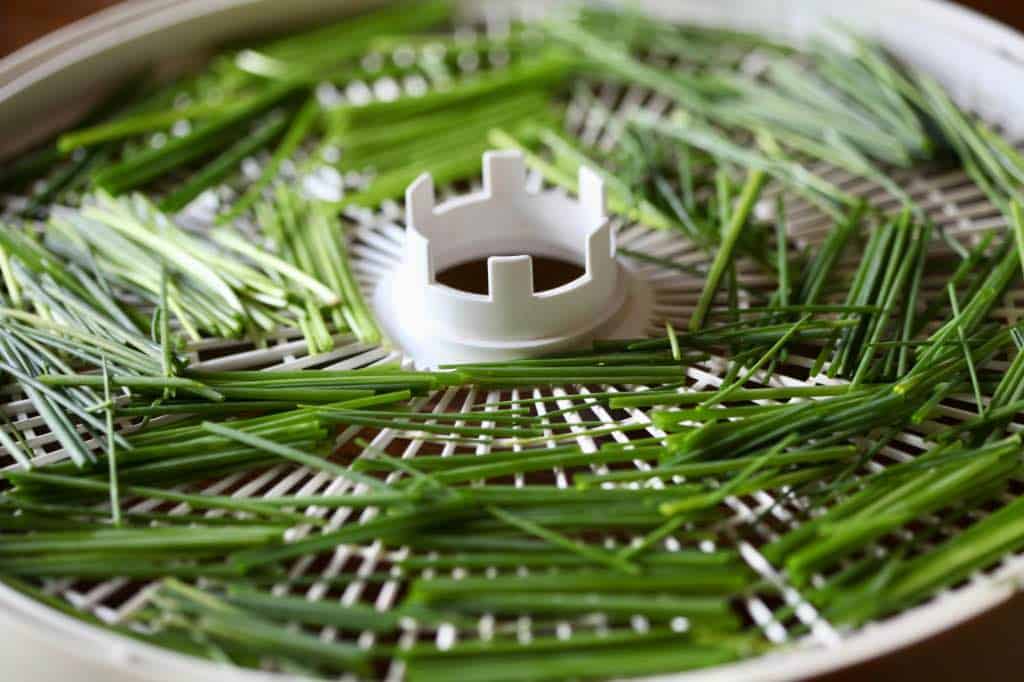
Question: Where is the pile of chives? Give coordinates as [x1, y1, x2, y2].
[5, 2, 1024, 681]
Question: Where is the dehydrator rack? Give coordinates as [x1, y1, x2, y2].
[4, 1, 1024, 680]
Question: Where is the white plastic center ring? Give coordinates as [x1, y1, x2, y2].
[374, 150, 649, 367]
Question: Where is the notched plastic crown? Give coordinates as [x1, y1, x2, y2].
[400, 150, 620, 353]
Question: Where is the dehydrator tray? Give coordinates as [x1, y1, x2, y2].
[4, 1, 1024, 681]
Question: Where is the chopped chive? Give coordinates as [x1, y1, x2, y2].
[201, 421, 390, 492]
[666, 321, 682, 361]
[690, 169, 767, 331]
[486, 506, 640, 574]
[101, 358, 121, 526]
[947, 282, 985, 416]
[218, 95, 320, 223]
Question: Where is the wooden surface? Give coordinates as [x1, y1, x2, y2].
[2, 1, 1024, 681]
[1, 1, 1024, 56]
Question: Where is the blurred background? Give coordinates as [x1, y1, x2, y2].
[1, 0, 1023, 56]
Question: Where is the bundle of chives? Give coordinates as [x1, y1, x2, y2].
[831, 494, 1024, 626]
[785, 460, 1018, 582]
[531, 124, 678, 230]
[327, 52, 572, 133]
[50, 193, 260, 339]
[91, 81, 303, 196]
[819, 211, 932, 382]
[576, 4, 791, 64]
[42, 190, 379, 350]
[216, 96, 323, 224]
[13, 409, 329, 491]
[332, 92, 551, 173]
[630, 112, 856, 213]
[33, 1, 540, 217]
[0, 220, 181, 467]
[231, 0, 455, 81]
[158, 111, 291, 213]
[763, 435, 1022, 577]
[151, 580, 371, 675]
[217, 189, 344, 350]
[550, 15, 934, 170]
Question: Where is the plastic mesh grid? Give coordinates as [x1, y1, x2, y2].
[2, 1, 1024, 679]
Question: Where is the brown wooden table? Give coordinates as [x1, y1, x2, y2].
[3, 1, 1024, 681]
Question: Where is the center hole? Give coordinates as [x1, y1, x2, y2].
[436, 254, 585, 296]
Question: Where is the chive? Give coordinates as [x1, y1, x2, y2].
[690, 169, 766, 331]
[365, 445, 659, 478]
[331, 142, 492, 210]
[897, 223, 929, 376]
[775, 195, 790, 307]
[0, 555, 245, 580]
[0, 413, 33, 470]
[38, 373, 223, 402]
[218, 96, 320, 223]
[486, 506, 639, 574]
[700, 314, 811, 409]
[666, 321, 682, 361]
[194, 609, 369, 674]
[354, 437, 446, 492]
[398, 548, 734, 570]
[610, 384, 854, 408]
[330, 53, 571, 131]
[404, 641, 739, 682]
[317, 410, 543, 438]
[428, 591, 738, 625]
[211, 229, 339, 305]
[160, 111, 290, 212]
[659, 435, 794, 517]
[947, 282, 985, 415]
[850, 213, 922, 384]
[401, 626, 692, 659]
[229, 496, 475, 571]
[800, 203, 865, 307]
[1013, 200, 1024, 277]
[21, 147, 108, 218]
[0, 525, 282, 556]
[407, 567, 751, 604]
[201, 421, 389, 492]
[5, 471, 311, 525]
[224, 585, 403, 632]
[58, 100, 230, 153]
[255, 491, 413, 509]
[100, 359, 121, 525]
[877, 494, 1024, 614]
[92, 81, 299, 194]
